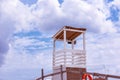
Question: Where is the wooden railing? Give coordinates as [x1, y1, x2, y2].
[36, 65, 120, 80]
[87, 72, 120, 80]
[36, 65, 66, 80]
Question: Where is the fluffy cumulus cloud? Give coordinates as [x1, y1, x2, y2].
[31, 0, 117, 33]
[108, 0, 120, 31]
[86, 33, 120, 75]
[0, 0, 37, 66]
[1, 0, 37, 31]
[0, 0, 120, 80]
[0, 1, 15, 66]
[0, 45, 52, 80]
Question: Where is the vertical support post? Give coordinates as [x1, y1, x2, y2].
[72, 41, 74, 64]
[41, 69, 44, 80]
[53, 40, 56, 68]
[72, 41, 74, 49]
[83, 32, 86, 50]
[64, 29, 66, 50]
[83, 32, 86, 68]
[105, 75, 108, 80]
[60, 65, 63, 80]
[53, 40, 56, 53]
[64, 29, 66, 65]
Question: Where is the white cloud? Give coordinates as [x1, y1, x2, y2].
[0, 0, 16, 66]
[0, 0, 120, 80]
[28, 0, 116, 33]
[86, 32, 120, 74]
[0, 0, 36, 32]
[110, 0, 120, 9]
[62, 0, 116, 33]
[11, 34, 52, 53]
[0, 0, 118, 33]
[1, 0, 118, 35]
[108, 0, 120, 31]
[0, 44, 52, 80]
[0, 0, 35, 66]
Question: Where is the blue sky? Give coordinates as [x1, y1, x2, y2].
[0, 0, 120, 80]
[20, 0, 38, 5]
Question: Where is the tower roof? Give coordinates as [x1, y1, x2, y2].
[52, 26, 86, 41]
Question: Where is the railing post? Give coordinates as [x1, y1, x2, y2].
[60, 65, 63, 80]
[41, 69, 44, 80]
[105, 75, 108, 80]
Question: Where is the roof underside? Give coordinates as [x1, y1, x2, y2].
[53, 26, 86, 41]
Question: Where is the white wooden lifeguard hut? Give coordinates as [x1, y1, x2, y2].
[52, 26, 87, 80]
[36, 26, 120, 80]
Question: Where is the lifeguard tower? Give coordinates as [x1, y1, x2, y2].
[52, 26, 86, 80]
[36, 26, 120, 80]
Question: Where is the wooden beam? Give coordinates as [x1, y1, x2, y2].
[87, 72, 120, 79]
[60, 65, 63, 80]
[36, 71, 66, 80]
[41, 69, 44, 80]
